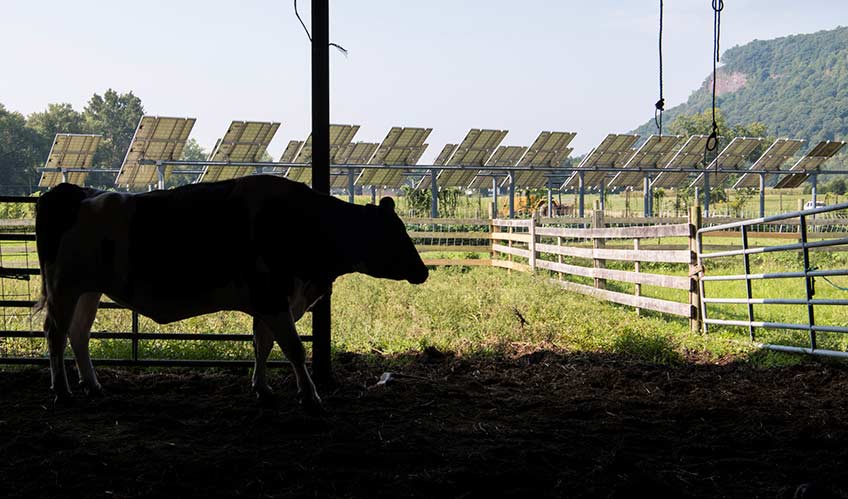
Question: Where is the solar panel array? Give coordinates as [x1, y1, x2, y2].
[774, 140, 847, 189]
[199, 121, 279, 182]
[733, 138, 805, 189]
[562, 134, 638, 188]
[607, 135, 684, 189]
[330, 141, 379, 189]
[422, 129, 508, 189]
[468, 145, 527, 189]
[513, 131, 575, 188]
[115, 116, 195, 188]
[38, 133, 102, 187]
[649, 135, 711, 188]
[285, 125, 360, 184]
[356, 127, 431, 187]
[689, 137, 768, 187]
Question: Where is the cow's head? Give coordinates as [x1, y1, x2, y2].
[359, 197, 428, 285]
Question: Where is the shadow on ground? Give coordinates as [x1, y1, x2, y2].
[2, 348, 847, 499]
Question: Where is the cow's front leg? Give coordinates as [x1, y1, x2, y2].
[251, 318, 276, 406]
[256, 310, 321, 414]
[68, 292, 103, 396]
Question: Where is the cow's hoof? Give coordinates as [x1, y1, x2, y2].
[81, 382, 105, 399]
[254, 386, 277, 409]
[297, 391, 324, 416]
[52, 389, 75, 406]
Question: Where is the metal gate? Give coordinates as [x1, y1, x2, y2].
[697, 201, 848, 357]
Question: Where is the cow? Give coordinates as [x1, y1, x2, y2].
[34, 175, 429, 412]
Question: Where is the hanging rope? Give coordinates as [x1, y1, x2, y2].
[294, 0, 349, 56]
[704, 0, 723, 165]
[654, 0, 665, 137]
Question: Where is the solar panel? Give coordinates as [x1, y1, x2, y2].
[689, 137, 768, 187]
[513, 131, 576, 188]
[330, 142, 379, 189]
[115, 116, 195, 188]
[732, 138, 805, 189]
[38, 133, 102, 187]
[436, 129, 508, 187]
[356, 127, 432, 187]
[562, 134, 638, 188]
[650, 135, 711, 189]
[607, 135, 684, 189]
[774, 140, 847, 189]
[468, 145, 527, 189]
[199, 121, 280, 182]
[434, 144, 458, 166]
[285, 125, 360, 185]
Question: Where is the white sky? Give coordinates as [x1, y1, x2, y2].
[1, 1, 846, 160]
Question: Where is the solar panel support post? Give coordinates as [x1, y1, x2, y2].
[508, 173, 515, 219]
[599, 178, 606, 212]
[311, 0, 332, 385]
[430, 169, 438, 218]
[492, 177, 498, 218]
[811, 173, 818, 208]
[704, 172, 711, 217]
[547, 179, 553, 217]
[643, 176, 650, 217]
[347, 168, 355, 204]
[371, 186, 377, 205]
[759, 173, 766, 218]
[578, 171, 585, 218]
[60, 169, 67, 184]
[156, 161, 165, 190]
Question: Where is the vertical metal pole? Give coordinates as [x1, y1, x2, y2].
[547, 178, 553, 217]
[703, 173, 711, 218]
[492, 177, 498, 218]
[347, 168, 355, 204]
[156, 161, 165, 190]
[60, 169, 67, 183]
[131, 311, 139, 363]
[759, 172, 766, 218]
[741, 225, 755, 341]
[430, 169, 438, 218]
[371, 185, 377, 205]
[508, 172, 515, 219]
[800, 214, 816, 350]
[599, 178, 605, 212]
[311, 0, 332, 384]
[811, 174, 818, 207]
[578, 171, 585, 218]
[643, 176, 650, 217]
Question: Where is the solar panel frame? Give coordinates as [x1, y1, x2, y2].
[356, 127, 432, 187]
[286, 125, 359, 185]
[468, 145, 527, 189]
[437, 129, 507, 187]
[512, 131, 576, 188]
[774, 140, 847, 189]
[199, 120, 280, 182]
[562, 134, 638, 188]
[733, 138, 805, 188]
[115, 116, 196, 188]
[689, 137, 768, 187]
[607, 135, 684, 189]
[39, 133, 102, 187]
[330, 142, 379, 189]
[649, 135, 711, 189]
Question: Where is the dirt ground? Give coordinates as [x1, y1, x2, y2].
[2, 349, 848, 499]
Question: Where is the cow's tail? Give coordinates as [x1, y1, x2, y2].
[33, 184, 90, 315]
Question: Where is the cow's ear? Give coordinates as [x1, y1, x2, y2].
[379, 197, 395, 212]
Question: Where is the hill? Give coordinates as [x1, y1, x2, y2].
[632, 26, 848, 145]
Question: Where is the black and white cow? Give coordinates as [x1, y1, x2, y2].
[35, 175, 428, 411]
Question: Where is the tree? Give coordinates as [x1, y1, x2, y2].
[0, 104, 43, 195]
[84, 89, 145, 168]
[27, 103, 87, 139]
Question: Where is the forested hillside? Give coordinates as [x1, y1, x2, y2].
[633, 26, 848, 144]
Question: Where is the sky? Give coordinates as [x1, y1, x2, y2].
[1, 0, 846, 161]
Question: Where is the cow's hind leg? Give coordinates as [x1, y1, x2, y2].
[251, 318, 276, 405]
[44, 295, 78, 403]
[256, 311, 321, 414]
[68, 292, 103, 396]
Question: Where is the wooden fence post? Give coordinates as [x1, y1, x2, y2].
[688, 205, 703, 333]
[529, 214, 537, 272]
[634, 238, 641, 316]
[592, 201, 606, 290]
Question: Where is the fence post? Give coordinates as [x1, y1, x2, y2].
[688, 206, 703, 333]
[634, 238, 641, 316]
[592, 201, 605, 290]
[529, 214, 537, 272]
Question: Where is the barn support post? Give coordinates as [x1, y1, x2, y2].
[310, 0, 332, 384]
[688, 206, 703, 333]
[508, 172, 515, 219]
[430, 169, 439, 218]
[347, 168, 355, 204]
[758, 172, 766, 218]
